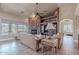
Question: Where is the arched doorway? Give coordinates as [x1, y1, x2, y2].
[60, 19, 73, 36]
[59, 19, 75, 54]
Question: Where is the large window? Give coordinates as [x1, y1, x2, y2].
[1, 20, 28, 35]
[17, 24, 27, 34]
[63, 20, 73, 33]
[1, 23, 9, 35]
[11, 24, 16, 33]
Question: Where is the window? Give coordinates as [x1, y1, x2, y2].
[17, 24, 27, 34]
[1, 23, 9, 35]
[11, 24, 16, 33]
[64, 22, 73, 33]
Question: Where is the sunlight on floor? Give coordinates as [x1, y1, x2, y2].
[0, 35, 79, 55]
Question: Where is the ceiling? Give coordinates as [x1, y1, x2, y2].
[0, 3, 58, 18]
[0, 3, 77, 19]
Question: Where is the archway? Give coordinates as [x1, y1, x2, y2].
[60, 19, 73, 36]
[59, 19, 75, 52]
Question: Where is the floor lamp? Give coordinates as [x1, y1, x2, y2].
[46, 22, 55, 39]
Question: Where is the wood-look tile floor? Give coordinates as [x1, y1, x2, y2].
[56, 35, 79, 55]
[0, 35, 79, 55]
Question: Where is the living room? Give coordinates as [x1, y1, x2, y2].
[0, 3, 79, 55]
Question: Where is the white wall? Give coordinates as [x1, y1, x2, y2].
[73, 4, 79, 41]
[59, 4, 77, 20]
[75, 4, 79, 35]
[59, 4, 77, 37]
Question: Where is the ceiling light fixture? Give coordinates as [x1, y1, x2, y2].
[31, 3, 40, 18]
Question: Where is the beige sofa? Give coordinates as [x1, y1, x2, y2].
[19, 33, 63, 51]
[19, 34, 37, 51]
